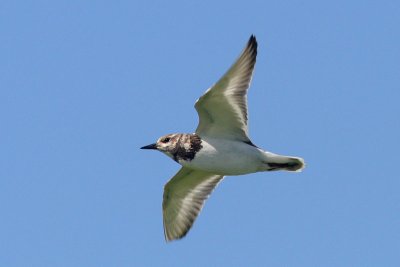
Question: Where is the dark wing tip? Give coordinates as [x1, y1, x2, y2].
[237, 35, 257, 69]
[247, 34, 258, 55]
[249, 34, 257, 44]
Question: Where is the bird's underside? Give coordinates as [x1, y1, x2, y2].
[141, 35, 305, 242]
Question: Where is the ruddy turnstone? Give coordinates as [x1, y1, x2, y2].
[141, 35, 305, 242]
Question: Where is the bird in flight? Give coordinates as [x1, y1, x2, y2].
[141, 35, 305, 242]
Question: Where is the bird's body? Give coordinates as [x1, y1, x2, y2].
[182, 136, 265, 175]
[175, 135, 302, 175]
[141, 35, 305, 242]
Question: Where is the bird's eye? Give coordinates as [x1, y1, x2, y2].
[162, 138, 170, 143]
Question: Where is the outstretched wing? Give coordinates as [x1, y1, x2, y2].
[195, 35, 257, 142]
[162, 167, 224, 241]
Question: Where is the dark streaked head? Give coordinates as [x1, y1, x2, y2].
[141, 133, 203, 162]
[141, 133, 181, 156]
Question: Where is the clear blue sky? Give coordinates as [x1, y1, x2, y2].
[1, 0, 399, 266]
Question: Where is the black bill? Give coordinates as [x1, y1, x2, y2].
[140, 143, 158, 150]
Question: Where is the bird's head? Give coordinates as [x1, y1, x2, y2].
[141, 133, 180, 157]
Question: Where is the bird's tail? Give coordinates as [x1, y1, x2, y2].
[262, 153, 305, 172]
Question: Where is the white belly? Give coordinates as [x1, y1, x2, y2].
[179, 138, 265, 175]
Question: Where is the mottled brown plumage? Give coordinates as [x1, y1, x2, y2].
[155, 133, 203, 162]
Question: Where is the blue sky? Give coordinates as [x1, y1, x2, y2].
[1, 0, 399, 266]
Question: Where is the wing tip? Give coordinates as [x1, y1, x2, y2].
[164, 222, 191, 242]
[238, 34, 257, 69]
[247, 34, 258, 54]
[164, 231, 188, 243]
[249, 34, 257, 44]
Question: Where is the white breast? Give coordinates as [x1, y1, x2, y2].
[179, 137, 265, 175]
